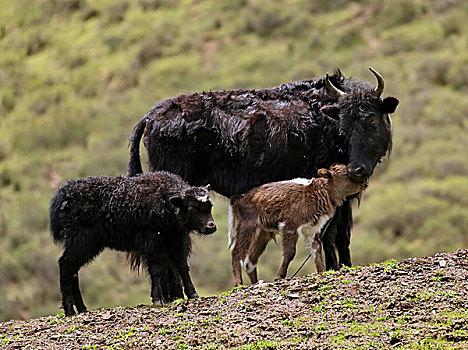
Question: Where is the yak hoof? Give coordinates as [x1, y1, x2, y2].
[152, 299, 165, 306]
[64, 309, 76, 317]
[187, 293, 199, 299]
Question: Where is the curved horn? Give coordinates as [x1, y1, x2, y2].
[369, 66, 384, 97]
[325, 74, 346, 98]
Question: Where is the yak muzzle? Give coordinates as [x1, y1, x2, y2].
[202, 221, 217, 235]
[347, 164, 370, 183]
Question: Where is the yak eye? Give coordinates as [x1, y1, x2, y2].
[367, 119, 379, 130]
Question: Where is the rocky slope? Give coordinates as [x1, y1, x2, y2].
[1, 250, 467, 349]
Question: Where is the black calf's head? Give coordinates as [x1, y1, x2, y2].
[321, 67, 399, 182]
[170, 185, 217, 235]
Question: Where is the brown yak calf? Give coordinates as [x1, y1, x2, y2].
[228, 164, 367, 286]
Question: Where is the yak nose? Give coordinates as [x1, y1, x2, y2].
[204, 221, 217, 234]
[348, 164, 370, 182]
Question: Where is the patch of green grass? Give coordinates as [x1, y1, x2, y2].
[310, 301, 327, 312]
[280, 320, 295, 327]
[411, 337, 462, 349]
[416, 290, 456, 301]
[179, 321, 195, 331]
[381, 259, 399, 271]
[158, 327, 171, 335]
[64, 326, 76, 334]
[243, 340, 279, 349]
[341, 265, 362, 272]
[111, 326, 137, 343]
[0, 335, 12, 346]
[340, 298, 358, 309]
[176, 341, 191, 349]
[395, 315, 413, 324]
[376, 315, 391, 321]
[203, 344, 220, 350]
[311, 305, 323, 312]
[47, 317, 62, 325]
[340, 279, 355, 284]
[315, 323, 329, 331]
[172, 298, 186, 305]
[330, 321, 401, 345]
[430, 270, 448, 282]
[216, 285, 247, 298]
[318, 285, 333, 292]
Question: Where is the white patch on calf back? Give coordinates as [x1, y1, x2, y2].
[281, 178, 311, 186]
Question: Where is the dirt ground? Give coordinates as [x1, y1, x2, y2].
[1, 250, 467, 349]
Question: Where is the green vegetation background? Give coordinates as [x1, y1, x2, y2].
[0, 0, 466, 321]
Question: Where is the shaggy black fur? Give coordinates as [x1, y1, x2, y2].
[128, 69, 399, 270]
[50, 171, 216, 316]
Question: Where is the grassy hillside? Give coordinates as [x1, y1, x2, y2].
[0, 0, 467, 321]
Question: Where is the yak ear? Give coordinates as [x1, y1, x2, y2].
[381, 96, 399, 114]
[320, 105, 340, 120]
[317, 168, 332, 178]
[205, 184, 211, 192]
[169, 196, 185, 208]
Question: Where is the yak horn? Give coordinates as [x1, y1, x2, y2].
[369, 67, 384, 97]
[325, 74, 346, 98]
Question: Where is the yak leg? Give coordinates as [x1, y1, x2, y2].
[302, 226, 326, 273]
[72, 274, 87, 313]
[335, 201, 353, 268]
[312, 232, 326, 273]
[163, 259, 184, 302]
[230, 220, 257, 286]
[276, 228, 298, 279]
[245, 230, 271, 284]
[231, 248, 244, 287]
[175, 259, 198, 299]
[58, 241, 101, 316]
[58, 252, 77, 316]
[147, 259, 164, 305]
[322, 214, 339, 271]
[173, 238, 198, 299]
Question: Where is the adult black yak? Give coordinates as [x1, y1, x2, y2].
[128, 67, 399, 270]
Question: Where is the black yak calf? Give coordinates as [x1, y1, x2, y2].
[49, 171, 216, 316]
[229, 164, 367, 286]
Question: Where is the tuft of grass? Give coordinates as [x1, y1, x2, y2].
[243, 340, 279, 349]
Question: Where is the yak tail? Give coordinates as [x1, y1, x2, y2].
[126, 252, 144, 275]
[49, 190, 67, 245]
[127, 115, 147, 177]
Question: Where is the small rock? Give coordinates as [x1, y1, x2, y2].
[286, 293, 300, 299]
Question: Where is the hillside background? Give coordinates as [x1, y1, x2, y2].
[0, 0, 466, 321]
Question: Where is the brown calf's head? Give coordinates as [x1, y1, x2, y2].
[317, 164, 368, 197]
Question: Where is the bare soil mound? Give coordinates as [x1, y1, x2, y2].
[1, 250, 467, 349]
